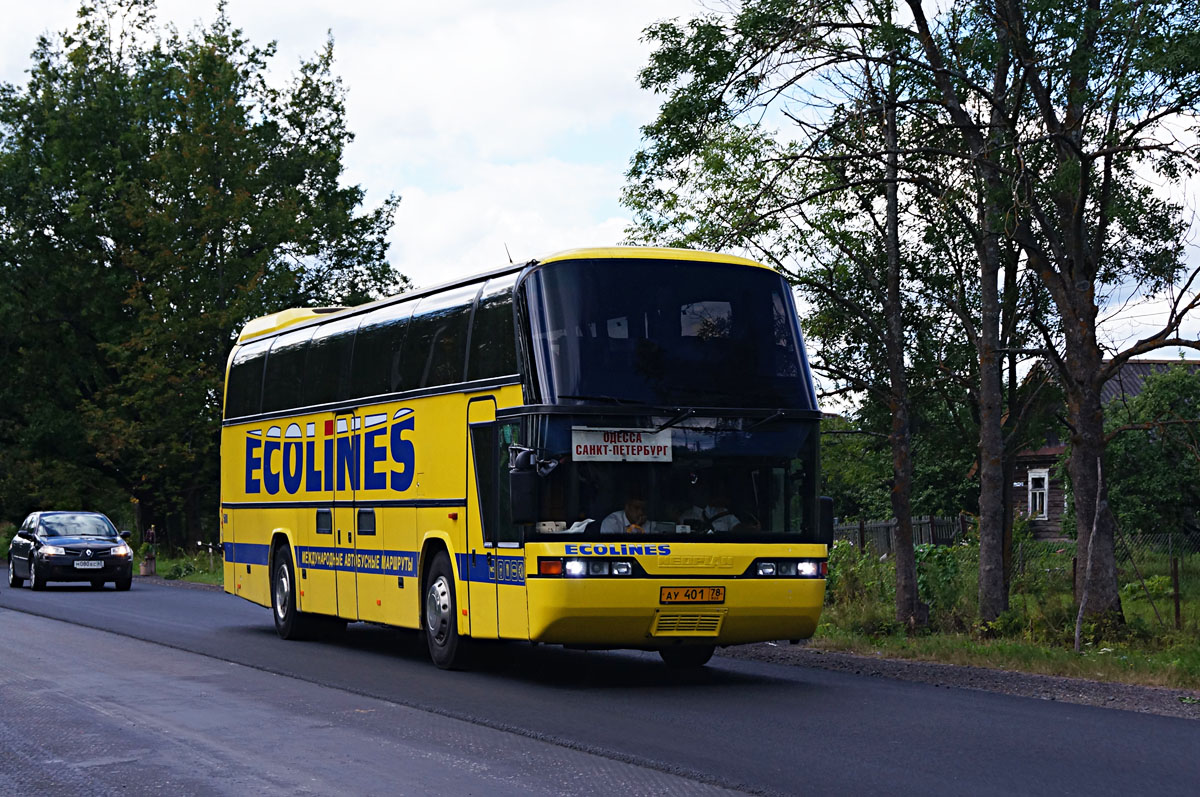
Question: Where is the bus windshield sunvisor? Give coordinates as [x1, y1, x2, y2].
[525, 259, 818, 410]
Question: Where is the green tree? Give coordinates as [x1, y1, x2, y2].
[1105, 364, 1200, 538]
[0, 0, 403, 545]
[905, 0, 1200, 619]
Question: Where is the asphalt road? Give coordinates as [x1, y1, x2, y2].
[2, 571, 1199, 796]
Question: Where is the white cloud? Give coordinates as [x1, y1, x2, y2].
[1, 0, 697, 288]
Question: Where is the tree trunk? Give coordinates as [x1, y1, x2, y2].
[1062, 312, 1122, 618]
[977, 204, 1007, 622]
[883, 68, 926, 629]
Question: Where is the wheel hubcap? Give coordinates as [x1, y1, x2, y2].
[426, 576, 452, 644]
[274, 564, 290, 622]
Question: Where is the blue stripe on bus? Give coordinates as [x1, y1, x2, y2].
[223, 542, 270, 566]
[294, 546, 419, 577]
[225, 543, 524, 584]
[456, 553, 526, 586]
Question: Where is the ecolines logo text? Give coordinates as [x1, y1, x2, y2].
[565, 543, 671, 556]
[244, 409, 415, 495]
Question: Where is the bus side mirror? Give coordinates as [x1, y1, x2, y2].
[818, 496, 834, 546]
[509, 448, 539, 525]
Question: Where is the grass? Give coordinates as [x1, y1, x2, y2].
[819, 538, 1200, 691]
[143, 551, 223, 586]
[810, 624, 1200, 690]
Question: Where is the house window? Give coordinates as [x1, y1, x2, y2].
[1028, 469, 1049, 520]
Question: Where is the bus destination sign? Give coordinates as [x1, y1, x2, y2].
[571, 427, 673, 463]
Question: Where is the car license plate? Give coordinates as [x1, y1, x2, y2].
[660, 586, 725, 604]
[73, 560, 104, 569]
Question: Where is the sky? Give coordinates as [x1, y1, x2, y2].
[3, 0, 1197, 359]
[1, 0, 698, 291]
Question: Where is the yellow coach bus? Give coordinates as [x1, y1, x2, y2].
[220, 247, 831, 668]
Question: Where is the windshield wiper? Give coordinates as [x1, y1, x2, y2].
[655, 408, 697, 432]
[747, 410, 787, 431]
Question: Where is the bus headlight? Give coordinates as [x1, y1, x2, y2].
[611, 561, 632, 576]
[750, 558, 825, 578]
[796, 560, 819, 577]
[564, 559, 587, 577]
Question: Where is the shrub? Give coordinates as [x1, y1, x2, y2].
[1120, 575, 1173, 602]
[162, 560, 197, 580]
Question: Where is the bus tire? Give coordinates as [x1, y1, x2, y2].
[424, 552, 468, 669]
[272, 544, 318, 640]
[659, 645, 715, 669]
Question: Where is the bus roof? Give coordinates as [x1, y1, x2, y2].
[233, 247, 769, 344]
[236, 307, 346, 343]
[539, 246, 769, 270]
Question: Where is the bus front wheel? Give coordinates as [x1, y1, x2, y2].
[424, 552, 468, 669]
[659, 645, 715, 669]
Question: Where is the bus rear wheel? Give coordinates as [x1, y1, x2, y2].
[272, 544, 319, 640]
[659, 645, 715, 669]
[424, 552, 469, 669]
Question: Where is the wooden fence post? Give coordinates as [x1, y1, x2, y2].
[858, 518, 866, 550]
[1173, 556, 1182, 631]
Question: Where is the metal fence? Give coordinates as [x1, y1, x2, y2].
[833, 515, 969, 554]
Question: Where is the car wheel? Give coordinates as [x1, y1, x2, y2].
[272, 544, 318, 640]
[659, 645, 715, 669]
[115, 577, 132, 591]
[424, 552, 469, 669]
[7, 559, 21, 588]
[29, 557, 45, 591]
[90, 579, 105, 589]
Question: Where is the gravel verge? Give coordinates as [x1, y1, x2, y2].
[721, 642, 1200, 720]
[137, 575, 1200, 719]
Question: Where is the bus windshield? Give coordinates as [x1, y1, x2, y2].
[525, 259, 817, 409]
[526, 418, 819, 542]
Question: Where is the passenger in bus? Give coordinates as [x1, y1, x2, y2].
[601, 497, 648, 534]
[679, 486, 740, 532]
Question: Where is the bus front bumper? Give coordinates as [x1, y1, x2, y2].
[525, 577, 825, 647]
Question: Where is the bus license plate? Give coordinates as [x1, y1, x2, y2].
[660, 586, 725, 604]
[74, 560, 104, 569]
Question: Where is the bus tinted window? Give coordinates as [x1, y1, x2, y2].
[526, 259, 817, 409]
[401, 284, 479, 389]
[301, 315, 357, 408]
[225, 339, 270, 418]
[468, 275, 518, 381]
[350, 301, 414, 399]
[262, 327, 314, 413]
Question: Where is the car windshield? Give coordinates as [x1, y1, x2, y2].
[39, 514, 118, 538]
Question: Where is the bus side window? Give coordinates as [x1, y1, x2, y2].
[402, 284, 477, 390]
[468, 275, 519, 381]
[357, 508, 376, 536]
[262, 327, 313, 413]
[470, 421, 521, 545]
[302, 315, 357, 408]
[316, 509, 333, 534]
[225, 339, 270, 419]
[351, 301, 413, 399]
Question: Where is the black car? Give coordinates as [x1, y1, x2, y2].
[7, 511, 133, 591]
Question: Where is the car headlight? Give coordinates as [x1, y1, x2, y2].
[110, 543, 132, 558]
[40, 545, 66, 556]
